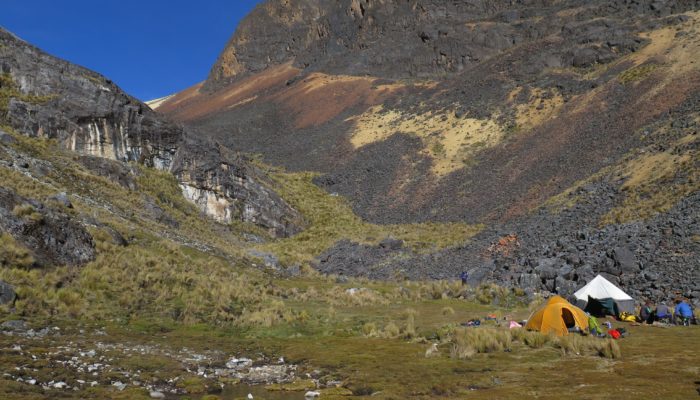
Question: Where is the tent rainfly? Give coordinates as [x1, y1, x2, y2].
[573, 275, 635, 314]
[525, 295, 589, 336]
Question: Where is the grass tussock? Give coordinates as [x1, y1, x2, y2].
[11, 203, 43, 222]
[403, 308, 418, 339]
[450, 327, 512, 359]
[442, 306, 455, 316]
[554, 334, 621, 359]
[0, 236, 284, 326]
[449, 327, 620, 359]
[0, 233, 35, 269]
[618, 63, 659, 84]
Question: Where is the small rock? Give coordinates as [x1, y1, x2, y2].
[48, 192, 72, 208]
[53, 381, 67, 389]
[112, 381, 127, 391]
[225, 357, 253, 370]
[0, 129, 17, 144]
[305, 391, 321, 399]
[425, 343, 439, 358]
[0, 281, 17, 306]
[150, 391, 165, 399]
[0, 319, 28, 332]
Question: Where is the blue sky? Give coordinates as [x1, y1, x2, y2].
[0, 1, 262, 100]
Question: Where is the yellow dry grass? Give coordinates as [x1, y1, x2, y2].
[620, 151, 691, 189]
[548, 127, 700, 226]
[621, 11, 700, 93]
[349, 105, 504, 176]
[513, 88, 565, 131]
[602, 136, 700, 225]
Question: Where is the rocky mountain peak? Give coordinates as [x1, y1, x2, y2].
[204, 0, 695, 91]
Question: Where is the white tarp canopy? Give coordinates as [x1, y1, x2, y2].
[574, 274, 633, 302]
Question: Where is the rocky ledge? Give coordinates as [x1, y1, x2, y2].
[0, 28, 302, 238]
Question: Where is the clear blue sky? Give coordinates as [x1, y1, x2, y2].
[0, 1, 262, 100]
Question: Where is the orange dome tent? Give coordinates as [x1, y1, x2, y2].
[525, 295, 589, 336]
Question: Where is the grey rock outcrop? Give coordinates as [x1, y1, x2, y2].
[0, 280, 16, 305]
[171, 137, 304, 237]
[0, 27, 303, 237]
[0, 187, 95, 267]
[0, 28, 180, 168]
[75, 156, 139, 190]
[316, 184, 700, 304]
[205, 0, 692, 90]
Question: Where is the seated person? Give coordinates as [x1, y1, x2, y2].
[655, 303, 671, 322]
[639, 302, 653, 324]
[674, 299, 694, 325]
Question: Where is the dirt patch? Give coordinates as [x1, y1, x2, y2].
[272, 74, 408, 129]
[158, 64, 301, 121]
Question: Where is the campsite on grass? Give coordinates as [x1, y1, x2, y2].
[1, 275, 698, 400]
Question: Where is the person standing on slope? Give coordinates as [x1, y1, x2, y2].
[460, 271, 468, 286]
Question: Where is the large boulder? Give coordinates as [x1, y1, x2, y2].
[612, 247, 638, 273]
[554, 276, 577, 298]
[534, 258, 559, 280]
[518, 273, 541, 291]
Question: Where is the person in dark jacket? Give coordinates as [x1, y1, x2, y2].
[460, 271, 468, 286]
[639, 302, 653, 324]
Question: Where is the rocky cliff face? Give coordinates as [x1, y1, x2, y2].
[0, 29, 180, 169]
[171, 137, 303, 237]
[0, 186, 95, 267]
[206, 0, 695, 89]
[0, 27, 302, 238]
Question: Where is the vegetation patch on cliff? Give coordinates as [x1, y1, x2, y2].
[350, 105, 505, 177]
[0, 74, 56, 122]
[256, 171, 482, 266]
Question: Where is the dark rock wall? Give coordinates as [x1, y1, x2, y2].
[206, 0, 697, 90]
[0, 187, 95, 267]
[0, 28, 181, 169]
